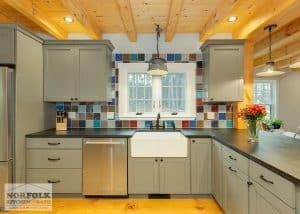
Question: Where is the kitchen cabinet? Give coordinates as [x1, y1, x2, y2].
[128, 157, 190, 194]
[26, 138, 82, 193]
[200, 40, 244, 102]
[191, 138, 211, 194]
[44, 40, 114, 102]
[0, 27, 15, 64]
[249, 179, 295, 214]
[212, 140, 224, 207]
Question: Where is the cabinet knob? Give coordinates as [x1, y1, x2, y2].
[209, 98, 214, 101]
[160, 159, 163, 162]
[155, 159, 158, 162]
[75, 98, 78, 101]
[192, 140, 196, 143]
[70, 98, 74, 101]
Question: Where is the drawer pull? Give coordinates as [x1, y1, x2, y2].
[229, 155, 237, 161]
[48, 142, 61, 146]
[48, 157, 61, 161]
[48, 179, 61, 184]
[260, 175, 274, 184]
[228, 167, 237, 173]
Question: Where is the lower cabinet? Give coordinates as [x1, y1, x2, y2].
[212, 140, 224, 206]
[249, 179, 294, 214]
[191, 138, 211, 194]
[223, 160, 248, 214]
[26, 138, 82, 194]
[128, 157, 190, 194]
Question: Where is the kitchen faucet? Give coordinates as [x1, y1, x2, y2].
[150, 113, 165, 129]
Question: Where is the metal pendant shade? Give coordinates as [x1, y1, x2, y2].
[256, 24, 285, 77]
[148, 25, 168, 76]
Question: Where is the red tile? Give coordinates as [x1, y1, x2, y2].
[211, 105, 218, 112]
[196, 68, 203, 76]
[182, 120, 189, 128]
[130, 120, 137, 128]
[196, 98, 203, 106]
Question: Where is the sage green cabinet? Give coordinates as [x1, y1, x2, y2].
[128, 157, 190, 194]
[200, 40, 244, 102]
[191, 138, 211, 194]
[249, 179, 295, 214]
[0, 27, 15, 64]
[44, 40, 114, 102]
[212, 140, 224, 207]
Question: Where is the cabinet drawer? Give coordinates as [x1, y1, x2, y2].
[249, 160, 295, 208]
[223, 146, 248, 174]
[190, 138, 211, 144]
[26, 169, 82, 193]
[27, 149, 82, 169]
[27, 138, 82, 149]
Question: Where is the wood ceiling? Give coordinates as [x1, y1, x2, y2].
[0, 0, 300, 68]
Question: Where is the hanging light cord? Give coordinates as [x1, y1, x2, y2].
[155, 25, 161, 56]
[268, 27, 272, 62]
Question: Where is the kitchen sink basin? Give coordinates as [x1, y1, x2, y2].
[130, 131, 188, 157]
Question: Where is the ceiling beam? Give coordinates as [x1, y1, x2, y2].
[233, 0, 296, 39]
[60, 0, 101, 40]
[254, 40, 300, 67]
[3, 0, 67, 39]
[254, 17, 300, 58]
[165, 0, 184, 42]
[115, 0, 137, 42]
[199, 0, 240, 42]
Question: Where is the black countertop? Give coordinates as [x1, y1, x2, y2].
[27, 128, 300, 184]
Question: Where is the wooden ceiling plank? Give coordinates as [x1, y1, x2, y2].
[199, 0, 240, 42]
[60, 0, 101, 39]
[165, 0, 184, 42]
[232, 0, 296, 39]
[3, 0, 67, 39]
[254, 17, 300, 58]
[275, 53, 300, 69]
[115, 0, 137, 42]
[254, 39, 300, 67]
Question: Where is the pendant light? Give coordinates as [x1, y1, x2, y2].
[256, 24, 285, 77]
[289, 58, 300, 69]
[148, 25, 168, 76]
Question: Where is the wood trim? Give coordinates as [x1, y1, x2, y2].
[165, 0, 184, 42]
[254, 17, 300, 58]
[115, 0, 137, 42]
[199, 0, 239, 42]
[3, 0, 67, 39]
[234, 40, 254, 129]
[61, 0, 101, 40]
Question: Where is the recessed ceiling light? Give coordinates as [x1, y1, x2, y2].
[228, 16, 238, 22]
[64, 16, 74, 23]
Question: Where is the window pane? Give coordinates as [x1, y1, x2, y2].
[254, 80, 275, 119]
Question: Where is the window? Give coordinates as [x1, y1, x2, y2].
[254, 80, 277, 120]
[118, 63, 196, 119]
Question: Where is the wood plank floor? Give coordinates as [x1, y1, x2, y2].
[1, 198, 223, 214]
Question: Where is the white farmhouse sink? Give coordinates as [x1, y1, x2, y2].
[130, 132, 188, 157]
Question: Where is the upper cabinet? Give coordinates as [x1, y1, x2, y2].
[200, 40, 245, 102]
[44, 40, 114, 102]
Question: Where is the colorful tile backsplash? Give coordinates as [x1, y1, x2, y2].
[56, 53, 234, 129]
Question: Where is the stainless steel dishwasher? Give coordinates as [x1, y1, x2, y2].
[82, 138, 127, 196]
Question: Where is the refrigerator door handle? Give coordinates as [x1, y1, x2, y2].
[0, 67, 9, 161]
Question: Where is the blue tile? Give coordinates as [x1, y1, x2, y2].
[78, 105, 86, 113]
[112, 76, 116, 83]
[211, 120, 219, 128]
[93, 120, 101, 128]
[56, 103, 64, 111]
[145, 120, 152, 128]
[227, 120, 233, 128]
[138, 54, 145, 61]
[115, 120, 122, 128]
[86, 104, 93, 113]
[174, 54, 182, 61]
[167, 54, 175, 61]
[79, 120, 86, 128]
[219, 113, 226, 120]
[67, 119, 72, 128]
[197, 61, 203, 68]
[115, 54, 122, 61]
[108, 98, 116, 105]
[166, 120, 174, 128]
[189, 120, 196, 128]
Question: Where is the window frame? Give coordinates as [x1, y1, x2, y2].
[118, 63, 196, 120]
[254, 79, 278, 119]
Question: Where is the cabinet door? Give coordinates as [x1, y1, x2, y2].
[208, 45, 244, 102]
[212, 140, 224, 207]
[0, 28, 15, 64]
[191, 139, 211, 194]
[159, 158, 190, 194]
[78, 46, 110, 101]
[223, 161, 248, 214]
[249, 179, 295, 214]
[128, 157, 159, 194]
[44, 46, 76, 101]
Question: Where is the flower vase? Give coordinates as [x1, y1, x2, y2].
[248, 120, 259, 143]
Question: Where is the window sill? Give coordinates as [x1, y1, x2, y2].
[118, 115, 196, 121]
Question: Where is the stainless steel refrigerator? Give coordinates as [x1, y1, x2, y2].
[0, 66, 14, 209]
